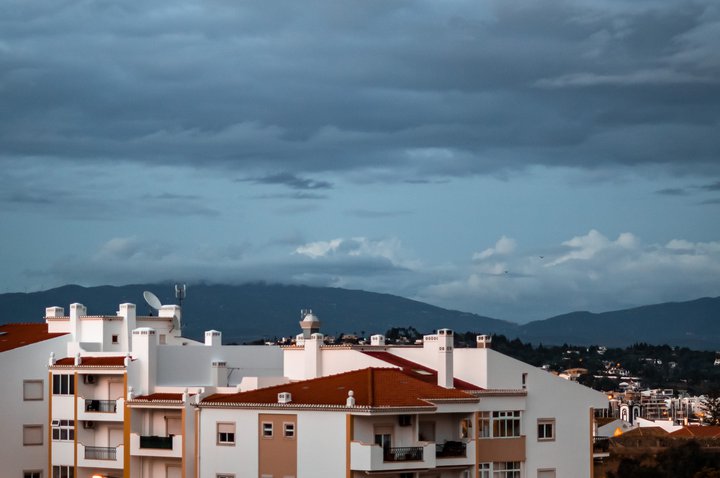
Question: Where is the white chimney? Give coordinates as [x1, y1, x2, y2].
[118, 303, 136, 350]
[278, 392, 292, 404]
[370, 334, 385, 346]
[205, 330, 222, 347]
[132, 327, 157, 395]
[45, 306, 64, 318]
[437, 328, 454, 389]
[69, 303, 86, 340]
[304, 333, 323, 379]
[476, 335, 492, 349]
[211, 361, 228, 387]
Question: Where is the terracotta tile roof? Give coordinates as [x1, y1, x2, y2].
[669, 426, 720, 438]
[0, 323, 68, 353]
[202, 367, 478, 409]
[621, 426, 668, 437]
[54, 356, 128, 367]
[360, 350, 483, 391]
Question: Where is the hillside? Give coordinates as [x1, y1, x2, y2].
[1, 283, 718, 349]
[0, 283, 517, 343]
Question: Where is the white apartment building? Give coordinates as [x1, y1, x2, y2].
[4, 300, 606, 478]
[0, 323, 71, 478]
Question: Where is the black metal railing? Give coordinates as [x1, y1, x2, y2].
[85, 399, 117, 413]
[593, 436, 610, 453]
[139, 435, 174, 449]
[436, 440, 467, 457]
[85, 446, 117, 460]
[383, 446, 424, 462]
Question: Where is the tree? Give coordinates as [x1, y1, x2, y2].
[701, 389, 720, 426]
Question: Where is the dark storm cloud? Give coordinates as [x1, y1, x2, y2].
[655, 188, 688, 196]
[2, 0, 720, 180]
[701, 181, 720, 191]
[240, 173, 333, 190]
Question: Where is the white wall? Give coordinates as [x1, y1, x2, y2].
[0, 335, 70, 478]
[297, 411, 347, 477]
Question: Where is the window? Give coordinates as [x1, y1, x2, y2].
[522, 373, 528, 389]
[492, 411, 521, 438]
[23, 425, 43, 445]
[460, 418, 471, 439]
[493, 461, 521, 478]
[478, 412, 491, 438]
[262, 422, 273, 438]
[479, 463, 491, 478]
[111, 334, 119, 344]
[217, 422, 235, 445]
[216, 475, 235, 478]
[283, 422, 295, 438]
[23, 380, 44, 401]
[159, 334, 167, 344]
[24, 472, 42, 478]
[537, 419, 555, 441]
[51, 420, 75, 441]
[538, 469, 556, 478]
[52, 466, 74, 478]
[52, 375, 74, 395]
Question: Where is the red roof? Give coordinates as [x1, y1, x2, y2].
[202, 368, 478, 408]
[670, 426, 720, 438]
[54, 356, 128, 367]
[0, 323, 67, 353]
[360, 350, 483, 391]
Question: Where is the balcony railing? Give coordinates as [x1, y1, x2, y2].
[593, 436, 610, 454]
[383, 446, 424, 462]
[140, 435, 174, 450]
[85, 446, 117, 461]
[85, 399, 117, 413]
[436, 440, 467, 458]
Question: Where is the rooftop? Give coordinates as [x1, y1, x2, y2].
[0, 323, 68, 353]
[53, 356, 129, 367]
[202, 367, 478, 409]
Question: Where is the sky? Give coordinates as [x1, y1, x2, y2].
[1, 0, 720, 323]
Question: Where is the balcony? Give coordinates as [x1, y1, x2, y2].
[593, 436, 610, 458]
[77, 443, 124, 469]
[78, 398, 124, 422]
[436, 439, 476, 467]
[351, 441, 436, 471]
[130, 433, 183, 458]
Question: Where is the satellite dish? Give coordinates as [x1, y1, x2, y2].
[143, 291, 162, 310]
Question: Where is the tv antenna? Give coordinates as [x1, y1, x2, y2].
[175, 283, 187, 306]
[143, 290, 162, 316]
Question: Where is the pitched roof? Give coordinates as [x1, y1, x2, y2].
[54, 356, 128, 367]
[669, 426, 720, 438]
[202, 367, 478, 409]
[132, 393, 185, 402]
[360, 350, 483, 391]
[0, 323, 68, 353]
[620, 426, 668, 438]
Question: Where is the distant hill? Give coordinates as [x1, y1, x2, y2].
[0, 283, 517, 343]
[517, 297, 720, 349]
[0, 283, 718, 349]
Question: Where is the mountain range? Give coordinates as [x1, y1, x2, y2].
[1, 283, 718, 349]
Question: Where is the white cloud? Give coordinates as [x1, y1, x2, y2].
[473, 235, 516, 260]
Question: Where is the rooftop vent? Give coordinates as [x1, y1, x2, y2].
[278, 392, 292, 404]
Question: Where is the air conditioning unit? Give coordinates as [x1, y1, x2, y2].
[398, 415, 412, 426]
[83, 421, 95, 429]
[83, 375, 96, 384]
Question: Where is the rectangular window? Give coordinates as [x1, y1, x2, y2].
[537, 419, 555, 441]
[283, 422, 295, 438]
[23, 380, 44, 401]
[216, 475, 235, 478]
[492, 411, 521, 438]
[23, 425, 43, 445]
[538, 469, 556, 478]
[262, 422, 273, 438]
[479, 463, 491, 478]
[111, 334, 119, 344]
[52, 375, 75, 395]
[217, 422, 235, 445]
[51, 420, 75, 441]
[460, 418, 471, 439]
[24, 472, 42, 478]
[52, 466, 74, 478]
[478, 412, 491, 438]
[493, 461, 521, 478]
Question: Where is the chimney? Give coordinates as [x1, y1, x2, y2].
[132, 327, 158, 395]
[304, 333, 323, 379]
[437, 328, 454, 389]
[211, 361, 228, 387]
[69, 303, 86, 340]
[476, 335, 492, 349]
[205, 330, 222, 347]
[118, 303, 136, 351]
[45, 306, 64, 318]
[278, 392, 292, 404]
[370, 334, 385, 346]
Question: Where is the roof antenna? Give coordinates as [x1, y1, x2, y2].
[175, 283, 187, 306]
